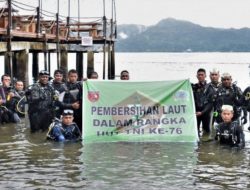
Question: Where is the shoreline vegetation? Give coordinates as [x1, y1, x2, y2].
[117, 18, 250, 52]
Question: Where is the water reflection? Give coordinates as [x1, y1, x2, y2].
[0, 123, 85, 189]
[0, 122, 249, 189]
[82, 142, 197, 190]
[193, 141, 250, 190]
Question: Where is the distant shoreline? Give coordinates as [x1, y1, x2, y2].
[117, 18, 250, 52]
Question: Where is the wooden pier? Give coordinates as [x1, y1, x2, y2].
[0, 0, 117, 86]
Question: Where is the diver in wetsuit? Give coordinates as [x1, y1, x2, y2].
[64, 69, 82, 132]
[192, 68, 212, 135]
[47, 109, 81, 142]
[215, 105, 245, 148]
[0, 74, 18, 123]
[214, 72, 247, 124]
[205, 68, 221, 127]
[51, 69, 79, 119]
[26, 70, 56, 132]
[241, 84, 250, 131]
[6, 80, 26, 122]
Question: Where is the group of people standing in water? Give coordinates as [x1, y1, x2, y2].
[0, 69, 130, 142]
[1, 66, 246, 147]
[192, 68, 250, 147]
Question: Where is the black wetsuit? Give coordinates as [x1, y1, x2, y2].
[215, 84, 245, 123]
[242, 86, 250, 112]
[26, 83, 56, 132]
[205, 82, 220, 126]
[6, 90, 25, 122]
[52, 81, 73, 119]
[47, 120, 81, 141]
[0, 85, 17, 123]
[64, 81, 82, 131]
[215, 121, 245, 147]
[192, 81, 212, 134]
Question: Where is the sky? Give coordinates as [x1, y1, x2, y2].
[4, 0, 250, 28]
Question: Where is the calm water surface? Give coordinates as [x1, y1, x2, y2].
[0, 53, 250, 189]
[0, 120, 249, 189]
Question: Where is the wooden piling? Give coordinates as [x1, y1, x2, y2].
[108, 43, 111, 79]
[32, 52, 39, 83]
[87, 51, 94, 78]
[13, 50, 29, 87]
[44, 51, 47, 71]
[76, 52, 83, 80]
[111, 44, 115, 79]
[60, 50, 68, 80]
[4, 52, 11, 76]
[108, 43, 115, 80]
[48, 52, 51, 74]
[0, 1, 117, 84]
[43, 41, 48, 71]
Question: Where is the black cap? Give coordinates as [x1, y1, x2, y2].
[62, 109, 74, 116]
[39, 70, 50, 76]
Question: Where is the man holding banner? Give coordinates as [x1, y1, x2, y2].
[192, 68, 212, 137]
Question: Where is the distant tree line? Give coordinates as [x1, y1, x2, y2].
[116, 18, 250, 52]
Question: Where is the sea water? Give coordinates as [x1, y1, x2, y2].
[0, 53, 249, 189]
